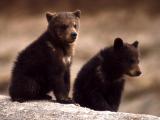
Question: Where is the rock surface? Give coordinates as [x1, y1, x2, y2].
[0, 95, 159, 120]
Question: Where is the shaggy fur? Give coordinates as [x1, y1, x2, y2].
[73, 38, 141, 111]
[9, 10, 81, 103]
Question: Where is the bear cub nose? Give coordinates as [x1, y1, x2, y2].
[71, 32, 77, 39]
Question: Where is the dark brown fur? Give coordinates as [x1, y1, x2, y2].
[9, 10, 81, 103]
[73, 38, 141, 111]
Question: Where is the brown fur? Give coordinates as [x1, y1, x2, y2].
[9, 10, 81, 103]
[73, 38, 141, 111]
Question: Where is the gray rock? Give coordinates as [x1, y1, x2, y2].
[0, 95, 159, 120]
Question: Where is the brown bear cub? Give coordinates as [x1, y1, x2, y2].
[73, 38, 141, 111]
[9, 10, 81, 103]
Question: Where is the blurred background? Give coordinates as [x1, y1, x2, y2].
[0, 0, 160, 116]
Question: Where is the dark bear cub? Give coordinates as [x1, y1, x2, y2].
[9, 10, 81, 103]
[73, 38, 141, 111]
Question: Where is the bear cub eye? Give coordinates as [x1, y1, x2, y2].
[74, 24, 77, 29]
[128, 58, 136, 64]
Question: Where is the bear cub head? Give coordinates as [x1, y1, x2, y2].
[113, 38, 141, 77]
[46, 10, 81, 44]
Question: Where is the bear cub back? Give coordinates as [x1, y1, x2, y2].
[9, 10, 81, 103]
[73, 38, 141, 111]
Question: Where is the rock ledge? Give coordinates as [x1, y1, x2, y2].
[0, 95, 159, 120]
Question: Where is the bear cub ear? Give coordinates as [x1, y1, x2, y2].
[132, 41, 139, 48]
[73, 10, 81, 18]
[114, 38, 124, 50]
[46, 12, 56, 22]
